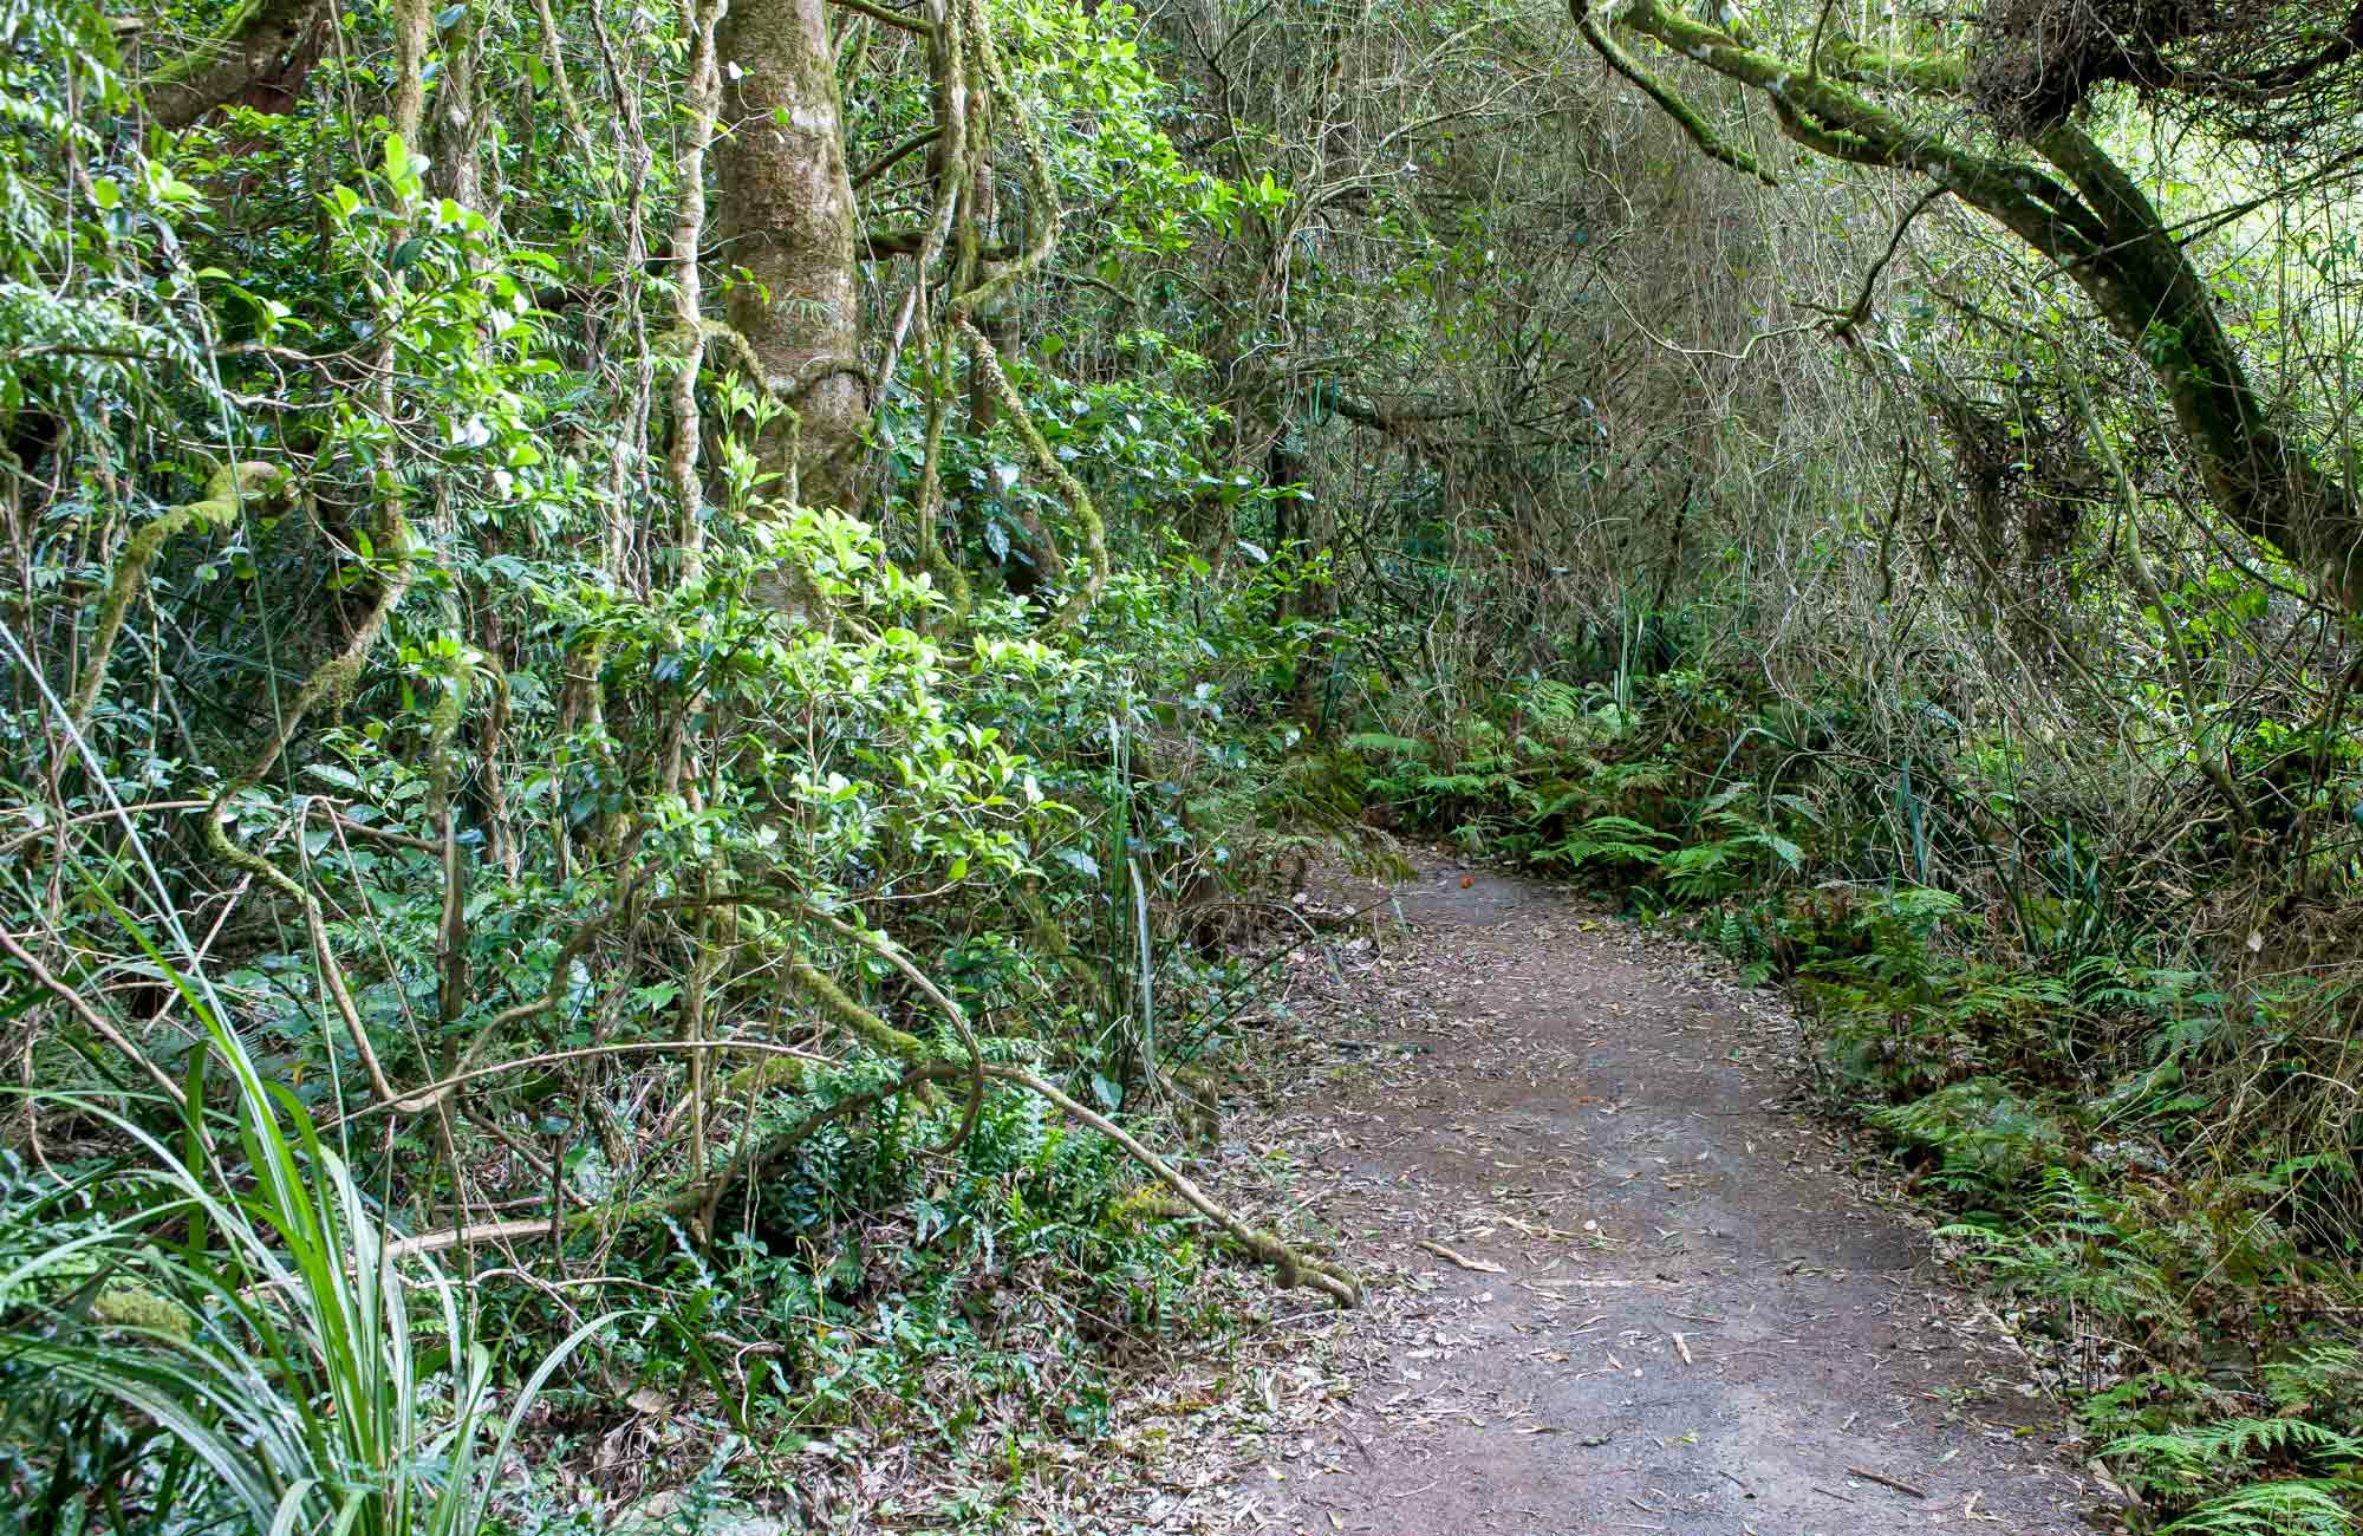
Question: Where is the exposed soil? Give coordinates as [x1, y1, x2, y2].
[1185, 857, 2122, 1535]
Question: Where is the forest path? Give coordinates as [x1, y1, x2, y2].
[1221, 859, 2112, 1535]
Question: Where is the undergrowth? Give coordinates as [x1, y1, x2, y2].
[1350, 616, 2363, 1532]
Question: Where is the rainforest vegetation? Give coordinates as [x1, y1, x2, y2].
[5, 0, 2363, 1527]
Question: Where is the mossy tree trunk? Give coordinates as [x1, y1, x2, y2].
[2031, 127, 2363, 614]
[714, 0, 869, 513]
[144, 0, 332, 126]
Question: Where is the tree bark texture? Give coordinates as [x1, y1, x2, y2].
[714, 0, 869, 513]
[145, 0, 332, 127]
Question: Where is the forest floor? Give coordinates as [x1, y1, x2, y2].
[1118, 856, 2128, 1535]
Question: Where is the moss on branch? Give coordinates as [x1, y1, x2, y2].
[1572, 1, 1776, 186]
[71, 461, 289, 730]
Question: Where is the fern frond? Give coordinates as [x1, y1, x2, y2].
[2158, 1478, 2360, 1535]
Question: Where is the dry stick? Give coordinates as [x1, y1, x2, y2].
[660, 0, 730, 1195]
[333, 1037, 834, 1124]
[0, 925, 190, 1111]
[201, 0, 426, 1110]
[1844, 1466, 1928, 1500]
[708, 1077, 767, 1254]
[1822, 185, 1949, 343]
[778, 956, 1354, 1302]
[426, 660, 470, 1029]
[997, 1064, 1357, 1305]
[385, 1050, 1356, 1303]
[384, 1062, 945, 1258]
[202, 553, 411, 1110]
[465, 1102, 596, 1211]
[542, 919, 1356, 1302]
[2072, 380, 2256, 851]
[824, 0, 930, 34]
[389, 1214, 585, 1260]
[368, 907, 617, 1123]
[0, 800, 211, 859]
[683, 874, 727, 1227]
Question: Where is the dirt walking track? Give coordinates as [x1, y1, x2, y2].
[1209, 861, 2113, 1536]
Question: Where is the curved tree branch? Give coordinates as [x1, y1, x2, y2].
[1576, 0, 2363, 616]
[145, 0, 330, 128]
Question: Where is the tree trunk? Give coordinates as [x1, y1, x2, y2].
[2034, 128, 2363, 613]
[1581, 0, 2363, 616]
[714, 0, 868, 513]
[145, 0, 332, 127]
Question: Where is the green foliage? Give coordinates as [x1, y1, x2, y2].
[0, 910, 607, 1536]
[0, 0, 1361, 1518]
[2158, 1479, 2361, 1536]
[10, 0, 2363, 1520]
[1538, 814, 1673, 873]
[1871, 1078, 2065, 1191]
[2089, 1350, 2363, 1532]
[2106, 1408, 2363, 1535]
[1358, 595, 2363, 1530]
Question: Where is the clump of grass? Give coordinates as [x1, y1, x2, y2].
[0, 900, 611, 1536]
